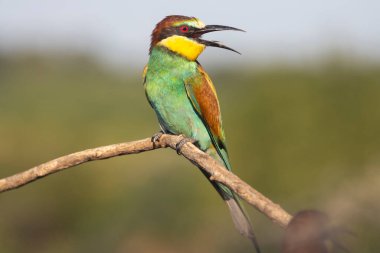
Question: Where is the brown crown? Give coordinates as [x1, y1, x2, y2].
[150, 15, 196, 53]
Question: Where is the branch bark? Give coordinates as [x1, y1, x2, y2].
[0, 134, 292, 228]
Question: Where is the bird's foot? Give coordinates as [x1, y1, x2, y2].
[176, 136, 198, 155]
[151, 131, 164, 146]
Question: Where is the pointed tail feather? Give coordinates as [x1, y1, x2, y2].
[202, 147, 260, 252]
[226, 197, 261, 253]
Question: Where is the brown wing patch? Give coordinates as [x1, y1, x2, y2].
[193, 66, 224, 140]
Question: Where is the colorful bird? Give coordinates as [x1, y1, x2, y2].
[143, 15, 259, 252]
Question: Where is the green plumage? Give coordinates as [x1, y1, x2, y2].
[145, 46, 213, 151]
[145, 46, 232, 197]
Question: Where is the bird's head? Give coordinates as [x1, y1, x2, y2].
[150, 15, 244, 61]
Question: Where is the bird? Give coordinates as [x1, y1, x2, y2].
[143, 15, 260, 252]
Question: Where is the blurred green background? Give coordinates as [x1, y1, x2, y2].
[0, 52, 379, 253]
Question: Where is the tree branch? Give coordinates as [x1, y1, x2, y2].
[0, 134, 292, 228]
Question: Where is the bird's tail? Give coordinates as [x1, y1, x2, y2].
[199, 170, 260, 252]
[225, 195, 261, 253]
[203, 146, 261, 252]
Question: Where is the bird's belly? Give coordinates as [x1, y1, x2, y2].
[147, 84, 211, 150]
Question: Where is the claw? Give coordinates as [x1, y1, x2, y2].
[176, 137, 198, 155]
[151, 131, 164, 146]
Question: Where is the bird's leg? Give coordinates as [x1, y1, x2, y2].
[176, 136, 198, 155]
[151, 131, 164, 146]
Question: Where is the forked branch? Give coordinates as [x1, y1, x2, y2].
[0, 134, 292, 228]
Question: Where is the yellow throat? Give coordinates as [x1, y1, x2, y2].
[158, 35, 205, 61]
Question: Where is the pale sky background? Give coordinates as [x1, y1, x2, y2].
[0, 0, 379, 68]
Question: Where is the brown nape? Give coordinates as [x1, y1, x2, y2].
[282, 210, 350, 253]
[149, 15, 196, 53]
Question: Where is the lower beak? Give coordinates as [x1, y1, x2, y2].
[192, 25, 245, 54]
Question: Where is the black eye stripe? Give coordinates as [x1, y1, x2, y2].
[179, 26, 196, 33]
[159, 26, 197, 41]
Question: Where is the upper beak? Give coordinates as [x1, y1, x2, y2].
[191, 25, 245, 54]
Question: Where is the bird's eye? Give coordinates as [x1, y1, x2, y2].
[179, 25, 189, 33]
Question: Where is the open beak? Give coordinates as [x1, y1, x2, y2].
[192, 25, 245, 54]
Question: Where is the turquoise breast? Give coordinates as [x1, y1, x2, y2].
[145, 47, 211, 150]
